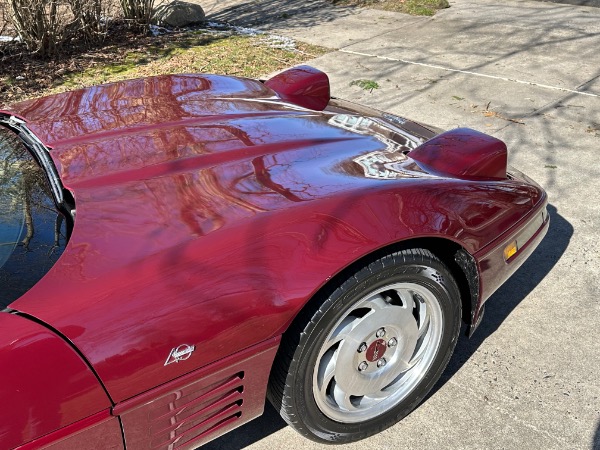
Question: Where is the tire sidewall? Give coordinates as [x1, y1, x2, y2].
[289, 255, 461, 443]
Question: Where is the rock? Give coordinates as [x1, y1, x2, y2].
[153, 1, 206, 28]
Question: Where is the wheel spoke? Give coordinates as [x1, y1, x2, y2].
[404, 351, 424, 371]
[417, 305, 431, 341]
[332, 382, 356, 411]
[376, 366, 412, 394]
[364, 294, 389, 311]
[406, 302, 432, 368]
[364, 389, 391, 400]
[317, 347, 337, 396]
[398, 289, 416, 311]
[323, 315, 356, 348]
[395, 299, 419, 331]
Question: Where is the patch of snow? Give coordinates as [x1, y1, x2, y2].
[202, 22, 262, 37]
[149, 24, 175, 36]
[0, 36, 21, 43]
[148, 21, 300, 52]
[203, 22, 298, 50]
[229, 25, 262, 36]
[258, 34, 296, 51]
[205, 21, 229, 29]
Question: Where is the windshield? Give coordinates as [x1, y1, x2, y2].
[0, 126, 67, 309]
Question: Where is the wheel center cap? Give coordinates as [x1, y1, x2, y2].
[365, 339, 387, 362]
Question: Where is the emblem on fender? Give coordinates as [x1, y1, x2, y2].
[164, 344, 196, 366]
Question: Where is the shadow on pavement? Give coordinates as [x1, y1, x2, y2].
[207, 0, 352, 30]
[535, 0, 600, 6]
[432, 203, 573, 394]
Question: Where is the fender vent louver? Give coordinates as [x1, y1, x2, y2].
[148, 372, 245, 449]
[116, 340, 279, 450]
[117, 371, 246, 450]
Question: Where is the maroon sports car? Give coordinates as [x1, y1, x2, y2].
[0, 66, 548, 448]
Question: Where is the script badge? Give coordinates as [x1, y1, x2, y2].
[164, 344, 196, 366]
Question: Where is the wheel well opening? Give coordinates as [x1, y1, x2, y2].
[299, 238, 477, 329]
[410, 239, 476, 326]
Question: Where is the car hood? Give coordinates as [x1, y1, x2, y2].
[2, 75, 447, 289]
[4, 74, 437, 192]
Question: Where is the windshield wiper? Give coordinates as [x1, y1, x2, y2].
[0, 114, 65, 210]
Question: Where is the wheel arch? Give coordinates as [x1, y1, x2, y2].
[291, 237, 479, 336]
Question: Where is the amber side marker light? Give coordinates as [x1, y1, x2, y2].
[503, 241, 518, 261]
[503, 207, 549, 262]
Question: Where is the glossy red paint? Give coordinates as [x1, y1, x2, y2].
[17, 411, 123, 450]
[115, 337, 279, 449]
[265, 65, 330, 111]
[1, 71, 548, 447]
[0, 314, 112, 448]
[476, 193, 549, 304]
[410, 128, 507, 180]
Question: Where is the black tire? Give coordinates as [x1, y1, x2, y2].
[267, 248, 461, 444]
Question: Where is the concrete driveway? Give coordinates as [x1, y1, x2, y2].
[201, 1, 600, 448]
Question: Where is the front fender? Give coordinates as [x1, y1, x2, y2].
[0, 313, 115, 448]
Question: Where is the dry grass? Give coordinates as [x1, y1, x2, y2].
[0, 29, 328, 106]
[51, 33, 326, 93]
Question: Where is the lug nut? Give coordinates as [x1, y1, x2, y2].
[388, 338, 397, 348]
[357, 342, 367, 353]
[376, 328, 386, 338]
[377, 358, 387, 368]
[358, 361, 368, 372]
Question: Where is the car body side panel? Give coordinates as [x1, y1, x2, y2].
[0, 314, 113, 448]
[17, 411, 123, 450]
[114, 337, 279, 450]
[8, 175, 541, 403]
[476, 197, 549, 303]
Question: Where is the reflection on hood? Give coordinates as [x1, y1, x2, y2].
[327, 114, 432, 180]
